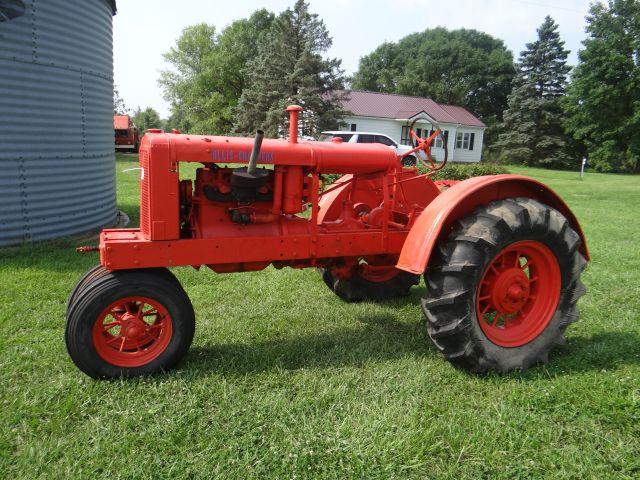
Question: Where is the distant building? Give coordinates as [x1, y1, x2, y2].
[340, 90, 486, 163]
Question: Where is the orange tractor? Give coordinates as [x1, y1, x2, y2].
[67, 106, 587, 378]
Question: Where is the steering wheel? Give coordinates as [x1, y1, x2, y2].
[400, 119, 448, 172]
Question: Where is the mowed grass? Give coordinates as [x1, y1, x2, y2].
[0, 154, 639, 479]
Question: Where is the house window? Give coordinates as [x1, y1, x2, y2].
[433, 130, 448, 149]
[456, 132, 468, 149]
[400, 125, 426, 145]
[401, 126, 410, 145]
[400, 126, 423, 145]
[455, 132, 475, 150]
[402, 126, 449, 147]
[349, 123, 357, 131]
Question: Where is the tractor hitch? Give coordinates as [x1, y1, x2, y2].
[76, 245, 99, 253]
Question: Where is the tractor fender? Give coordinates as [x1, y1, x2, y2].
[317, 175, 353, 223]
[396, 174, 589, 275]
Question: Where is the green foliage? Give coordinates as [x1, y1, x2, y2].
[564, 0, 640, 173]
[113, 86, 129, 116]
[234, 1, 346, 138]
[322, 162, 508, 187]
[159, 10, 274, 134]
[351, 27, 516, 141]
[421, 162, 509, 180]
[132, 107, 162, 134]
[495, 16, 574, 169]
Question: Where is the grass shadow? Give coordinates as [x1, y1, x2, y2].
[180, 315, 640, 380]
[181, 314, 436, 377]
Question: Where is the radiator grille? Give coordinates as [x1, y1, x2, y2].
[139, 149, 151, 237]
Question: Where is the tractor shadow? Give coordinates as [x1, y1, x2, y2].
[183, 313, 438, 377]
[181, 308, 640, 379]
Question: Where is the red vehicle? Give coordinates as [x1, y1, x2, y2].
[114, 115, 139, 152]
[67, 106, 588, 379]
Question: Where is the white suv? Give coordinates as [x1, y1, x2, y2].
[320, 131, 417, 166]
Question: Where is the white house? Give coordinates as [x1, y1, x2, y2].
[339, 90, 487, 163]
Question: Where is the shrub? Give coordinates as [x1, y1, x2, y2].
[321, 162, 508, 187]
[420, 162, 509, 180]
[321, 173, 346, 186]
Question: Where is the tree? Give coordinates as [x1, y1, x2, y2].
[233, 1, 347, 138]
[113, 86, 129, 115]
[495, 16, 573, 168]
[564, 0, 640, 173]
[159, 10, 274, 134]
[351, 28, 516, 137]
[132, 107, 162, 134]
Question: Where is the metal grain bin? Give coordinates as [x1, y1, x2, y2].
[0, 0, 117, 246]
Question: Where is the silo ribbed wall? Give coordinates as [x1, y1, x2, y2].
[0, 0, 117, 246]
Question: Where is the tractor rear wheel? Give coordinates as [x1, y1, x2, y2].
[422, 197, 587, 374]
[66, 268, 195, 379]
[320, 263, 419, 302]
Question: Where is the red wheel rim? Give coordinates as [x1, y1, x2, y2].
[476, 241, 561, 348]
[358, 264, 399, 283]
[92, 296, 173, 367]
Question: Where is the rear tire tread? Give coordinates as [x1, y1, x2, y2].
[422, 197, 587, 374]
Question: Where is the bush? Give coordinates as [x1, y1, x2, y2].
[420, 162, 509, 180]
[321, 173, 346, 186]
[321, 162, 508, 187]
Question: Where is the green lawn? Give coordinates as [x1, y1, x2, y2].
[1, 155, 638, 479]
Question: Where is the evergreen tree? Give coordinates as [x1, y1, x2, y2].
[132, 107, 162, 134]
[564, 0, 640, 173]
[234, 1, 346, 138]
[495, 16, 572, 168]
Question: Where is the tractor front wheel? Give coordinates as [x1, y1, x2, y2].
[65, 267, 195, 378]
[422, 197, 587, 374]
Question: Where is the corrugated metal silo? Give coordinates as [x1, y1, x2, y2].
[0, 0, 118, 246]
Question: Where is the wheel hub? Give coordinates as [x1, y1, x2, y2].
[92, 296, 173, 367]
[476, 240, 561, 348]
[121, 314, 146, 341]
[491, 268, 530, 313]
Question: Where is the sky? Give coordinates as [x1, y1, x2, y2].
[113, 0, 595, 118]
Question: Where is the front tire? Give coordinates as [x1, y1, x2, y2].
[66, 268, 195, 379]
[422, 197, 587, 374]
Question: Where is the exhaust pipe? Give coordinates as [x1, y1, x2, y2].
[247, 130, 264, 174]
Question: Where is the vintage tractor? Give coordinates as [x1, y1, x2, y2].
[66, 106, 588, 379]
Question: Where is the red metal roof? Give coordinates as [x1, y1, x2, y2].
[341, 90, 486, 128]
[114, 115, 130, 130]
[438, 104, 486, 128]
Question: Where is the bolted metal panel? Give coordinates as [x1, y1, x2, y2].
[0, 0, 117, 246]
